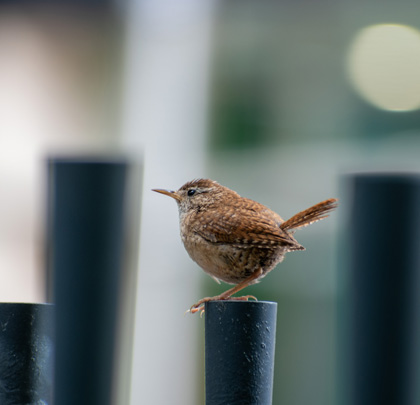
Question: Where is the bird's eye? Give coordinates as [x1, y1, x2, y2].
[187, 189, 196, 197]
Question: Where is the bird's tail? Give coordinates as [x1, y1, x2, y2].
[280, 198, 338, 232]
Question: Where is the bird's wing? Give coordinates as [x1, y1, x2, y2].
[191, 200, 302, 250]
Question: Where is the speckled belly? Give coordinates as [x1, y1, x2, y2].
[181, 232, 286, 285]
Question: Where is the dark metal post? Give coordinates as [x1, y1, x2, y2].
[347, 173, 420, 405]
[0, 303, 55, 404]
[205, 300, 277, 405]
[47, 158, 129, 405]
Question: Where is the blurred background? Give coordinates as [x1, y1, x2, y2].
[1, 0, 420, 404]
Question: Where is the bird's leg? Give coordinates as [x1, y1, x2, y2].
[188, 269, 263, 315]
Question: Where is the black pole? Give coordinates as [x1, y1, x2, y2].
[0, 303, 54, 404]
[205, 300, 277, 405]
[347, 173, 420, 405]
[47, 158, 129, 405]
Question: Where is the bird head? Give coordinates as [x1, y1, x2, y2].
[153, 179, 232, 215]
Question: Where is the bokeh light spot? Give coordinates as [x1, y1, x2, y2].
[347, 24, 420, 111]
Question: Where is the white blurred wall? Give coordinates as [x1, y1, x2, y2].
[121, 1, 217, 404]
[0, 6, 122, 302]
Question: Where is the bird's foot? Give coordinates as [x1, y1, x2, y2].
[186, 294, 258, 316]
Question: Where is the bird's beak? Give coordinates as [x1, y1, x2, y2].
[152, 188, 182, 202]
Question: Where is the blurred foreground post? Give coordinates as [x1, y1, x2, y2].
[205, 301, 277, 405]
[0, 303, 54, 404]
[47, 158, 134, 405]
[347, 173, 420, 405]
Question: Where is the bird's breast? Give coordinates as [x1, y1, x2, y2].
[179, 227, 286, 284]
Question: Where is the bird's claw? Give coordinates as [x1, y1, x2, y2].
[228, 295, 258, 302]
[184, 305, 205, 317]
[186, 294, 258, 316]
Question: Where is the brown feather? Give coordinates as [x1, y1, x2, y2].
[192, 196, 301, 249]
[280, 198, 338, 231]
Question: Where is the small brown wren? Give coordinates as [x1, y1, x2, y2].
[153, 179, 337, 314]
